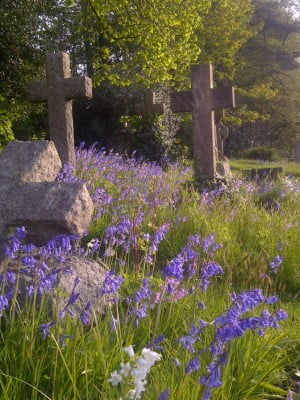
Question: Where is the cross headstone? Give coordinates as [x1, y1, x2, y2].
[170, 64, 235, 178]
[295, 139, 300, 163]
[28, 52, 93, 166]
[0, 141, 94, 246]
[132, 91, 164, 117]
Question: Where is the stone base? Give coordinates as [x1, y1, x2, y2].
[244, 167, 283, 181]
[216, 158, 232, 181]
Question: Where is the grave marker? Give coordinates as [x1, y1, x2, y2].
[295, 139, 300, 163]
[28, 52, 93, 166]
[131, 91, 164, 117]
[170, 64, 235, 178]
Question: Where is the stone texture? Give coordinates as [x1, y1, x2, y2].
[216, 158, 232, 180]
[6, 256, 112, 316]
[0, 181, 94, 245]
[133, 91, 164, 117]
[170, 64, 235, 179]
[55, 256, 110, 314]
[0, 140, 94, 246]
[28, 52, 93, 166]
[244, 167, 283, 181]
[295, 139, 300, 163]
[0, 140, 62, 182]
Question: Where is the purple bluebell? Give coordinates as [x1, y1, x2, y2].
[186, 357, 200, 374]
[269, 255, 283, 273]
[59, 334, 73, 348]
[275, 309, 288, 321]
[134, 278, 151, 302]
[200, 262, 224, 292]
[100, 270, 123, 296]
[0, 294, 9, 314]
[158, 388, 170, 400]
[40, 321, 56, 339]
[177, 335, 197, 353]
[163, 257, 184, 280]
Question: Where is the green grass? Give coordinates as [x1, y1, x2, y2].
[230, 158, 300, 178]
[0, 152, 299, 399]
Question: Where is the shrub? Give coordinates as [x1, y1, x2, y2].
[238, 146, 280, 161]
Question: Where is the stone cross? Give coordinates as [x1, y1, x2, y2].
[295, 139, 300, 163]
[132, 91, 164, 117]
[28, 52, 93, 166]
[170, 64, 235, 178]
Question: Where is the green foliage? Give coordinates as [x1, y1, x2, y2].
[228, 0, 300, 153]
[198, 0, 255, 81]
[238, 146, 280, 161]
[83, 0, 211, 87]
[0, 97, 15, 149]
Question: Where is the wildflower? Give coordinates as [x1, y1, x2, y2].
[200, 262, 224, 292]
[100, 270, 123, 296]
[158, 388, 170, 400]
[40, 321, 56, 339]
[186, 357, 200, 374]
[108, 370, 123, 386]
[275, 309, 288, 321]
[177, 334, 197, 353]
[269, 255, 283, 273]
[124, 345, 135, 359]
[134, 279, 151, 302]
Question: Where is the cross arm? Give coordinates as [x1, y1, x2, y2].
[170, 91, 193, 113]
[64, 76, 93, 100]
[210, 87, 235, 110]
[28, 80, 47, 102]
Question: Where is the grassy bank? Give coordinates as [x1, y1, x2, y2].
[0, 149, 299, 399]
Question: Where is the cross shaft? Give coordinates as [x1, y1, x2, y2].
[170, 64, 235, 178]
[28, 52, 92, 166]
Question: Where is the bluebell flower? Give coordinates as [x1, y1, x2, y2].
[200, 262, 224, 292]
[158, 388, 170, 400]
[40, 321, 56, 339]
[0, 294, 9, 314]
[100, 270, 123, 296]
[275, 309, 288, 321]
[177, 335, 197, 353]
[186, 356, 200, 374]
[269, 255, 283, 273]
[134, 278, 151, 302]
[163, 257, 184, 280]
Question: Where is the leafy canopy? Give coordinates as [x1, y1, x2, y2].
[79, 0, 211, 86]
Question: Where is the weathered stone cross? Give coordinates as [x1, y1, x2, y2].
[132, 91, 164, 117]
[28, 52, 93, 166]
[171, 64, 235, 178]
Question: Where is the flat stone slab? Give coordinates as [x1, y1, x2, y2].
[0, 140, 62, 182]
[244, 167, 283, 181]
[295, 140, 300, 163]
[0, 181, 94, 245]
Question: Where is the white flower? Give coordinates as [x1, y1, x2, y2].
[141, 348, 162, 365]
[131, 365, 147, 381]
[124, 345, 135, 359]
[120, 362, 131, 377]
[108, 370, 123, 386]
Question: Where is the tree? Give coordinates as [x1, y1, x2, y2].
[226, 0, 300, 155]
[75, 0, 212, 87]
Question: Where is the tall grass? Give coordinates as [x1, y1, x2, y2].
[0, 147, 299, 399]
